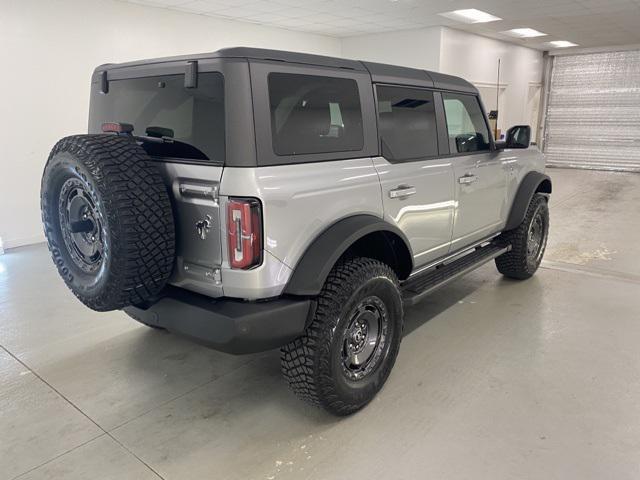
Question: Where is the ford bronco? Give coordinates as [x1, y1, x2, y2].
[41, 47, 551, 415]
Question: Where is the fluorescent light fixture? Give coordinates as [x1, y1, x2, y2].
[549, 40, 579, 48]
[438, 9, 502, 24]
[503, 28, 547, 38]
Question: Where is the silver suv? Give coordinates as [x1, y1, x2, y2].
[41, 47, 551, 415]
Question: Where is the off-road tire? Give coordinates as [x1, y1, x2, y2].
[281, 257, 403, 416]
[41, 134, 175, 311]
[495, 193, 549, 280]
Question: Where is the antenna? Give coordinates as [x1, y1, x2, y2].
[495, 58, 501, 140]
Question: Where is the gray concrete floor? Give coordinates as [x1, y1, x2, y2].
[1, 168, 639, 480]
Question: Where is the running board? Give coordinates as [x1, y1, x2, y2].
[402, 243, 510, 307]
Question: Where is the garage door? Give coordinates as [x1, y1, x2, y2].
[544, 50, 640, 172]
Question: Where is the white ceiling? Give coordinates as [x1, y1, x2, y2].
[122, 0, 640, 49]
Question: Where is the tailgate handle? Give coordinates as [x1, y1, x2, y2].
[179, 183, 218, 200]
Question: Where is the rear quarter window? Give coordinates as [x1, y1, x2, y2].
[268, 73, 364, 156]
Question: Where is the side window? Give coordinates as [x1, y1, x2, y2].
[442, 93, 491, 154]
[376, 86, 438, 161]
[268, 73, 363, 156]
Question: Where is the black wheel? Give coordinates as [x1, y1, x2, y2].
[495, 193, 549, 279]
[41, 134, 175, 311]
[281, 257, 403, 416]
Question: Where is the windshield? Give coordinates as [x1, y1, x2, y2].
[89, 72, 225, 163]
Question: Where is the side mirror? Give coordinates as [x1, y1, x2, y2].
[506, 125, 531, 149]
[495, 125, 531, 150]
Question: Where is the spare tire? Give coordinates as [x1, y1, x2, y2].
[41, 134, 175, 312]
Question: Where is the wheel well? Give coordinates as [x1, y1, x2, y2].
[342, 231, 412, 280]
[536, 178, 552, 194]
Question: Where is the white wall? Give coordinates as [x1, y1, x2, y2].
[0, 0, 340, 249]
[342, 26, 544, 136]
[341, 27, 442, 71]
[438, 27, 544, 134]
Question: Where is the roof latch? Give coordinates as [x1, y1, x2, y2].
[185, 61, 198, 89]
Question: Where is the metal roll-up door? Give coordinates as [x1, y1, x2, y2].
[544, 50, 640, 172]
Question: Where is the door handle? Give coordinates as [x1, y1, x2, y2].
[458, 174, 478, 185]
[389, 185, 416, 199]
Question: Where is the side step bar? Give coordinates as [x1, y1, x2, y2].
[401, 243, 510, 306]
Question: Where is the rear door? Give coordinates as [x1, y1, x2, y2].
[442, 92, 509, 250]
[373, 85, 455, 268]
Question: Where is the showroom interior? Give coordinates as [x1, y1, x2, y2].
[1, 0, 640, 478]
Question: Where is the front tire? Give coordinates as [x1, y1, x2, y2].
[281, 257, 403, 416]
[495, 193, 549, 279]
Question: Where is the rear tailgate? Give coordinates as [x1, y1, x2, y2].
[158, 162, 224, 297]
[88, 67, 227, 297]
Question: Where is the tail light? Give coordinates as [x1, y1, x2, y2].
[227, 198, 262, 269]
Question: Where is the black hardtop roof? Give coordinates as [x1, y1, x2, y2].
[96, 47, 477, 94]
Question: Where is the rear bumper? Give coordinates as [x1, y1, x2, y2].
[124, 287, 311, 354]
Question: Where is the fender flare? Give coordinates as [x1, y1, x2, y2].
[283, 215, 413, 297]
[505, 171, 552, 231]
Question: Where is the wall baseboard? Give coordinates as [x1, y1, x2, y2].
[4, 234, 46, 250]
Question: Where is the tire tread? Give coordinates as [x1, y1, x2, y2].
[41, 134, 175, 311]
[281, 257, 402, 416]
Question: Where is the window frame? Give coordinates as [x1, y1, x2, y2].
[440, 91, 495, 157]
[249, 60, 378, 167]
[374, 84, 442, 163]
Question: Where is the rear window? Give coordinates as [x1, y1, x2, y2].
[89, 72, 225, 162]
[376, 86, 438, 161]
[268, 73, 363, 156]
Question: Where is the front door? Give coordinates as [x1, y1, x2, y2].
[442, 93, 509, 250]
[374, 85, 455, 268]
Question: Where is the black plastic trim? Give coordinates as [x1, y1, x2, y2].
[402, 243, 510, 306]
[99, 70, 108, 94]
[505, 172, 552, 231]
[284, 215, 413, 296]
[124, 287, 311, 354]
[433, 91, 451, 156]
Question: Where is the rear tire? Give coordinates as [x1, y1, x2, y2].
[41, 134, 175, 311]
[495, 193, 549, 280]
[281, 257, 403, 416]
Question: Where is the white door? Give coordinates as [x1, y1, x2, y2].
[545, 50, 640, 172]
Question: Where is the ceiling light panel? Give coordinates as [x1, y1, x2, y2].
[503, 28, 547, 38]
[438, 9, 502, 24]
[549, 40, 579, 48]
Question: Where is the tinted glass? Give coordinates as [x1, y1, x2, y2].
[268, 73, 363, 156]
[377, 86, 438, 161]
[442, 93, 491, 153]
[89, 73, 225, 162]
